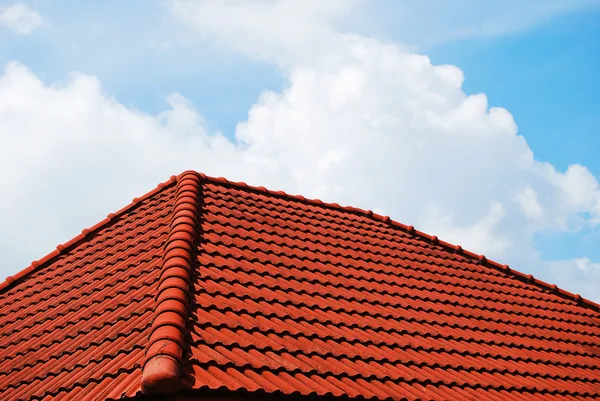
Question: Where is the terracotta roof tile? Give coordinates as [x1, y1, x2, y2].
[1, 170, 599, 400]
[0, 177, 177, 400]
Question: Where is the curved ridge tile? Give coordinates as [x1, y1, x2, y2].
[141, 170, 202, 395]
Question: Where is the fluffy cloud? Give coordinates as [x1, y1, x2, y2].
[3, 34, 600, 299]
[0, 63, 243, 270]
[232, 35, 600, 261]
[549, 258, 600, 303]
[165, 0, 600, 300]
[1, 1, 599, 301]
[0, 3, 43, 34]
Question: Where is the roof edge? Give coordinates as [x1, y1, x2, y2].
[141, 170, 202, 395]
[202, 173, 600, 312]
[0, 176, 178, 293]
[3, 169, 597, 311]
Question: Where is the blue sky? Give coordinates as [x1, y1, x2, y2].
[428, 8, 600, 264]
[1, 0, 599, 300]
[0, 0, 286, 135]
[3, 1, 598, 156]
[430, 8, 600, 173]
[3, 1, 597, 164]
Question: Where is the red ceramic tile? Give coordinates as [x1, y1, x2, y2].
[0, 178, 176, 401]
[1, 171, 599, 401]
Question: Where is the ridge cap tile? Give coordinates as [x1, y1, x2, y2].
[141, 170, 202, 395]
[0, 173, 180, 401]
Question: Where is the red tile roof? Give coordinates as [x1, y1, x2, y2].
[1, 170, 599, 401]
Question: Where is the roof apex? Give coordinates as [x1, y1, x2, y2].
[2, 170, 598, 312]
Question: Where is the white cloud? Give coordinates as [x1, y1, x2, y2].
[168, 0, 600, 53]
[0, 3, 43, 34]
[514, 186, 544, 220]
[230, 35, 600, 262]
[398, 1, 599, 47]
[549, 258, 600, 303]
[3, 34, 600, 298]
[168, 0, 362, 64]
[1, 0, 599, 301]
[421, 201, 511, 256]
[0, 62, 241, 270]
[550, 164, 600, 224]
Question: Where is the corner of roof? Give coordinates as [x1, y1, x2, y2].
[199, 173, 600, 314]
[398, 223, 600, 313]
[0, 175, 178, 294]
[141, 170, 203, 395]
[374, 222, 600, 313]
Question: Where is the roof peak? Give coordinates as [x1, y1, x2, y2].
[1, 169, 598, 310]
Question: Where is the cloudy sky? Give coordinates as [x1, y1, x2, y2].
[1, 0, 599, 301]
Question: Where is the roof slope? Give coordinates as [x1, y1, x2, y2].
[1, 171, 599, 401]
[0, 176, 178, 400]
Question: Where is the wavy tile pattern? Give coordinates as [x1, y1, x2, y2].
[0, 182, 177, 401]
[1, 173, 600, 401]
[185, 181, 600, 400]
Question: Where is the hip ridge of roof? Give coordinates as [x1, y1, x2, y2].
[141, 170, 202, 395]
